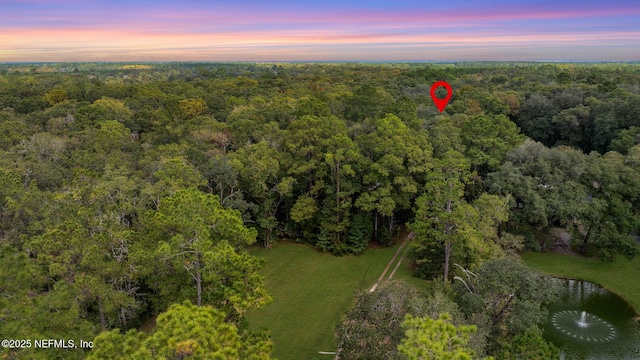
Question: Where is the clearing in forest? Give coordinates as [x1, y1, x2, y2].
[246, 239, 420, 360]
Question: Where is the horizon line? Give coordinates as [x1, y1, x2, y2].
[2, 60, 640, 65]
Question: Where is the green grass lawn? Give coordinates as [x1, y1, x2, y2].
[245, 241, 421, 360]
[245, 245, 640, 359]
[522, 252, 640, 314]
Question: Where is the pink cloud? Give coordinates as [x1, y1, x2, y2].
[2, 26, 638, 56]
[1, 2, 639, 61]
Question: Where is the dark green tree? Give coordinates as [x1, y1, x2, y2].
[398, 313, 477, 360]
[88, 301, 273, 360]
[136, 188, 270, 316]
[453, 258, 560, 354]
[410, 150, 478, 280]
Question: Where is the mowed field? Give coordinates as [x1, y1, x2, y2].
[522, 252, 640, 314]
[246, 241, 420, 360]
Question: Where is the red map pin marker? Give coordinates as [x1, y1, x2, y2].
[430, 81, 452, 112]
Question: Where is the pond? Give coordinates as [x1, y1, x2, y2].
[544, 279, 640, 359]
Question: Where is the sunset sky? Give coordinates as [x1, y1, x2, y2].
[2, 0, 640, 62]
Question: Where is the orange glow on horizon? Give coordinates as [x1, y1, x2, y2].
[2, 27, 639, 62]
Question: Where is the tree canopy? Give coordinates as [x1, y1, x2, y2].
[1, 61, 639, 359]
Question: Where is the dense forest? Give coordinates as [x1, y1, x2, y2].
[1, 62, 639, 359]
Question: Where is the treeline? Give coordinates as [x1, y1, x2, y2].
[0, 62, 639, 358]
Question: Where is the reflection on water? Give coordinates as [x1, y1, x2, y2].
[544, 279, 640, 359]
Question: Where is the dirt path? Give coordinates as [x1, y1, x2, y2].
[334, 232, 416, 359]
[387, 244, 410, 280]
[369, 232, 414, 293]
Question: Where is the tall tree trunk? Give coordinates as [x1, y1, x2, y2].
[444, 198, 453, 281]
[98, 297, 107, 330]
[119, 307, 127, 328]
[580, 224, 592, 255]
[444, 240, 451, 282]
[265, 229, 272, 249]
[374, 212, 379, 241]
[196, 271, 202, 307]
[196, 252, 202, 307]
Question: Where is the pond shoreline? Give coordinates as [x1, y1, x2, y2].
[521, 251, 640, 317]
[549, 274, 640, 317]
